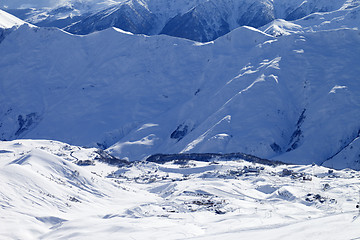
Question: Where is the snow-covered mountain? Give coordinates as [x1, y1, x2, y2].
[1, 139, 360, 239]
[64, 0, 160, 35]
[0, 9, 31, 42]
[1, 3, 360, 238]
[2, 0, 123, 29]
[160, 0, 359, 41]
[160, 0, 275, 41]
[1, 5, 360, 169]
[0, 9, 27, 28]
[3, 0, 360, 41]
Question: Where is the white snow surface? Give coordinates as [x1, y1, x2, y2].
[1, 3, 360, 239]
[2, 0, 358, 39]
[0, 9, 26, 28]
[0, 139, 360, 239]
[0, 0, 122, 9]
[0, 7, 360, 168]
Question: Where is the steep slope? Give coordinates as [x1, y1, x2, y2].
[0, 9, 29, 42]
[0, 9, 26, 28]
[5, 0, 356, 42]
[107, 27, 360, 167]
[63, 0, 205, 35]
[1, 8, 360, 168]
[260, 2, 360, 36]
[294, 3, 360, 31]
[65, 0, 357, 41]
[2, 0, 123, 29]
[160, 0, 355, 41]
[275, 0, 345, 21]
[160, 0, 275, 42]
[260, 19, 303, 37]
[65, 0, 159, 35]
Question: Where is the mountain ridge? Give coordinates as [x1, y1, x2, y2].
[1, 10, 360, 169]
[1, 3, 360, 239]
[2, 0, 360, 41]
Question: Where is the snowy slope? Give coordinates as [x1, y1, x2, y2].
[2, 0, 124, 29]
[0, 140, 156, 239]
[0, 0, 121, 9]
[261, 19, 303, 36]
[63, 0, 207, 35]
[0, 9, 30, 43]
[3, 0, 359, 41]
[0, 139, 360, 239]
[63, 0, 353, 41]
[159, 0, 357, 41]
[64, 0, 160, 35]
[160, 0, 275, 41]
[0, 7, 360, 168]
[1, 5, 360, 238]
[0, 9, 26, 28]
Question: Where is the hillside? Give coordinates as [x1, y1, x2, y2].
[0, 8, 359, 168]
[3, 0, 360, 41]
[1, 4, 360, 239]
[1, 139, 360, 239]
[0, 9, 26, 28]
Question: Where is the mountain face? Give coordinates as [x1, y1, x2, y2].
[2, 2, 360, 239]
[159, 0, 352, 41]
[64, 0, 159, 35]
[2, 0, 121, 30]
[1, 3, 360, 169]
[159, 0, 232, 42]
[160, 0, 275, 41]
[3, 0, 359, 42]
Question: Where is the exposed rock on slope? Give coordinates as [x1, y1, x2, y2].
[1, 9, 360, 168]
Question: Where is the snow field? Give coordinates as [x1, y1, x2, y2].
[1, 140, 360, 239]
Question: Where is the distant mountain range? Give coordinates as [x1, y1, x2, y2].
[1, 1, 360, 169]
[2, 2, 360, 239]
[2, 0, 358, 41]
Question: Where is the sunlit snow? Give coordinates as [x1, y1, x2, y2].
[1, 140, 360, 239]
[1, 1, 360, 238]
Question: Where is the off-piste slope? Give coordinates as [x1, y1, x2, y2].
[0, 9, 31, 46]
[0, 9, 360, 168]
[0, 9, 27, 29]
[1, 139, 360, 239]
